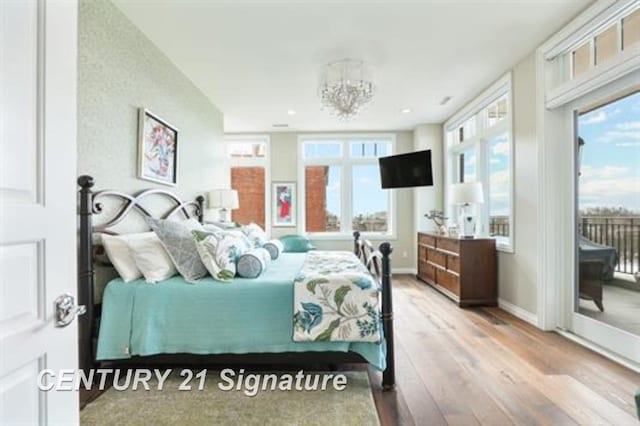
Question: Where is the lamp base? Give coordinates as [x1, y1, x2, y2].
[218, 208, 230, 223]
[460, 214, 476, 239]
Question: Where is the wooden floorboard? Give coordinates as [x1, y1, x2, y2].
[371, 275, 640, 426]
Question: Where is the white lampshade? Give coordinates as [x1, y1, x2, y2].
[450, 182, 484, 205]
[207, 189, 239, 210]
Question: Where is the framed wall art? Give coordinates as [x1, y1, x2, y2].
[272, 182, 296, 227]
[138, 108, 178, 186]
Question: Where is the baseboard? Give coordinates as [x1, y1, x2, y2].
[555, 329, 640, 373]
[497, 298, 538, 326]
[392, 268, 417, 275]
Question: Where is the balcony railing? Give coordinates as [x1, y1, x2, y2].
[578, 216, 639, 275]
[488, 216, 640, 274]
[489, 216, 509, 237]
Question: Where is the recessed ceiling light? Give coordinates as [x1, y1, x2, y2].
[287, 110, 296, 115]
[401, 108, 411, 114]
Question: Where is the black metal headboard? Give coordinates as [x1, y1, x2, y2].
[76, 175, 205, 370]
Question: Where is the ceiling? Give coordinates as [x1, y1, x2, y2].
[113, 0, 590, 133]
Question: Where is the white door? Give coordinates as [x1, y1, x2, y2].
[0, 0, 79, 424]
[565, 69, 640, 364]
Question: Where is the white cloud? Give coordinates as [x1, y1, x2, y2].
[490, 170, 509, 186]
[580, 165, 630, 179]
[596, 130, 640, 144]
[579, 177, 639, 199]
[615, 121, 640, 131]
[581, 110, 608, 124]
[491, 141, 509, 156]
[616, 142, 640, 148]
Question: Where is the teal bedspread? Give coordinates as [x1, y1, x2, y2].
[96, 253, 386, 370]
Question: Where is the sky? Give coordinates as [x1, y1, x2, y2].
[578, 91, 640, 212]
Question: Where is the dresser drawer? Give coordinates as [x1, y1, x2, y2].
[418, 245, 428, 262]
[438, 238, 459, 254]
[423, 262, 437, 282]
[419, 233, 436, 247]
[437, 269, 460, 296]
[447, 254, 460, 273]
[427, 248, 446, 268]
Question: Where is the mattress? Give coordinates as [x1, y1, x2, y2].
[96, 252, 386, 370]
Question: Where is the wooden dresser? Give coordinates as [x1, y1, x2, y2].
[417, 232, 497, 307]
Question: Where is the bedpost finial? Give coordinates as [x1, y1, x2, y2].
[353, 231, 361, 240]
[196, 195, 205, 203]
[379, 242, 393, 256]
[78, 175, 94, 189]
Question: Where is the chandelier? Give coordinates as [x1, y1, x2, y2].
[318, 59, 375, 120]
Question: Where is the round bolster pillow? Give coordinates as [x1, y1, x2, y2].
[236, 248, 271, 278]
[263, 239, 284, 260]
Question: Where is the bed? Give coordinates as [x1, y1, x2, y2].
[77, 176, 395, 389]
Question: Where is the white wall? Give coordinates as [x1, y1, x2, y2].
[414, 124, 444, 234]
[497, 53, 538, 315]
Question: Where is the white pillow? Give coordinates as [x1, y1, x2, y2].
[101, 232, 153, 282]
[126, 233, 177, 283]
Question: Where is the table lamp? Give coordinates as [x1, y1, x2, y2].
[208, 189, 239, 222]
[450, 182, 484, 238]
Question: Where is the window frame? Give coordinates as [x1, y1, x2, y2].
[444, 72, 515, 252]
[297, 134, 397, 240]
[224, 134, 271, 232]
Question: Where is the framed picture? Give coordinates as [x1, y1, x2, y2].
[137, 108, 178, 186]
[272, 182, 296, 227]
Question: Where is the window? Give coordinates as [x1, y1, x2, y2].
[299, 135, 395, 237]
[595, 24, 617, 65]
[567, 5, 640, 80]
[225, 136, 270, 229]
[572, 41, 591, 78]
[445, 73, 513, 250]
[623, 8, 640, 50]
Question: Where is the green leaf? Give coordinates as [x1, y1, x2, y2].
[314, 318, 341, 341]
[191, 230, 208, 242]
[306, 278, 329, 294]
[333, 285, 351, 310]
[217, 269, 235, 281]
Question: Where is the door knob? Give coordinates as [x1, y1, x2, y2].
[54, 293, 86, 327]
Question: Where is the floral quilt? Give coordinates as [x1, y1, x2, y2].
[293, 251, 381, 343]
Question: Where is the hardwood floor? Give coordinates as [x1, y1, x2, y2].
[369, 275, 640, 426]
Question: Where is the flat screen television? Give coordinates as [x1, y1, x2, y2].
[378, 150, 433, 189]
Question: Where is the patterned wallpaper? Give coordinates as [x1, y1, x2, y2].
[78, 0, 227, 301]
[78, 0, 226, 205]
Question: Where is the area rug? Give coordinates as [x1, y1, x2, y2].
[80, 371, 380, 426]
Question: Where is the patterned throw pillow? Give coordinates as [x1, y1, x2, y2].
[236, 248, 271, 278]
[192, 230, 250, 282]
[242, 223, 268, 247]
[146, 218, 207, 283]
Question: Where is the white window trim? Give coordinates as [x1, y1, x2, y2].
[224, 134, 271, 233]
[297, 133, 397, 239]
[536, 0, 640, 332]
[443, 72, 515, 253]
[546, 0, 640, 109]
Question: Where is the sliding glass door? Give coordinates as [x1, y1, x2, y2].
[569, 72, 640, 363]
